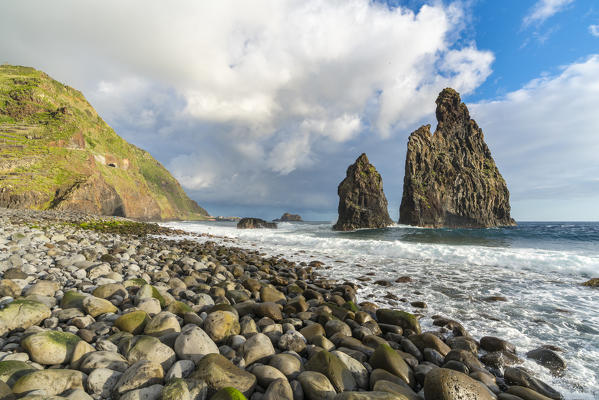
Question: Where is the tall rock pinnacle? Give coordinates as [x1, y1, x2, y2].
[333, 153, 393, 231]
[399, 88, 515, 228]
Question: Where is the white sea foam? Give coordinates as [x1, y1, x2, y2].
[165, 221, 599, 276]
[161, 220, 599, 399]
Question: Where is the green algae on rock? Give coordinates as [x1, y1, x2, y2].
[0, 299, 51, 335]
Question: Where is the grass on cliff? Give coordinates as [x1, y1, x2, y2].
[0, 64, 207, 219]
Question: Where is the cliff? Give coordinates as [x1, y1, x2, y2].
[333, 153, 392, 231]
[0, 65, 208, 220]
[399, 88, 515, 228]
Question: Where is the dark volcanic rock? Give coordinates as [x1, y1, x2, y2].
[333, 153, 393, 231]
[274, 213, 303, 222]
[399, 88, 515, 228]
[237, 218, 277, 229]
[582, 278, 599, 287]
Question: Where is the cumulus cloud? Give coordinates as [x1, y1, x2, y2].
[1, 1, 491, 170]
[523, 0, 574, 26]
[0, 0, 497, 216]
[590, 24, 599, 37]
[470, 55, 599, 219]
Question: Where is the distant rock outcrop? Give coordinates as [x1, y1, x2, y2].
[399, 88, 515, 228]
[237, 218, 277, 229]
[274, 213, 302, 222]
[333, 153, 393, 231]
[0, 65, 208, 220]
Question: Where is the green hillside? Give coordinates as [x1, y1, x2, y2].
[0, 65, 208, 220]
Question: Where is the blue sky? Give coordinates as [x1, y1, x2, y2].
[1, 0, 598, 221]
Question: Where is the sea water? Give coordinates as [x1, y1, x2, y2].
[161, 220, 599, 399]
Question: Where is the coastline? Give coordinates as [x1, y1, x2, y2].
[0, 209, 592, 399]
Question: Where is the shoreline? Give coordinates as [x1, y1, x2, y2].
[0, 208, 586, 399]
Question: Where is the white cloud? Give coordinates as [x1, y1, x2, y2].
[0, 0, 492, 177]
[470, 55, 599, 218]
[590, 24, 599, 37]
[523, 0, 574, 26]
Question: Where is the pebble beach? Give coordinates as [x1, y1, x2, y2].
[0, 209, 576, 400]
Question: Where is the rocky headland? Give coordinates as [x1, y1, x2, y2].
[333, 154, 392, 231]
[0, 208, 567, 400]
[0, 65, 207, 221]
[399, 88, 515, 228]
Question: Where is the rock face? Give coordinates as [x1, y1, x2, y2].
[0, 65, 208, 220]
[275, 213, 302, 222]
[399, 88, 515, 228]
[237, 218, 277, 229]
[333, 153, 392, 231]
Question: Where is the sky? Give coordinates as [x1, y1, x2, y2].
[1, 0, 598, 221]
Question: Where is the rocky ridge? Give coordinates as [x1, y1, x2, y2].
[399, 88, 515, 228]
[0, 208, 565, 400]
[0, 65, 208, 221]
[333, 154, 392, 231]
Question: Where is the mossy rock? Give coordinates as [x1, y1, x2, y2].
[0, 360, 35, 386]
[60, 291, 88, 310]
[0, 380, 11, 400]
[11, 369, 84, 396]
[114, 310, 150, 334]
[343, 301, 360, 313]
[305, 350, 357, 392]
[210, 387, 247, 400]
[226, 290, 250, 303]
[191, 354, 256, 397]
[166, 301, 193, 316]
[127, 335, 176, 372]
[161, 378, 190, 400]
[92, 283, 127, 299]
[82, 295, 118, 317]
[375, 309, 421, 334]
[0, 299, 51, 335]
[325, 302, 352, 320]
[21, 330, 84, 365]
[209, 304, 238, 317]
[137, 284, 166, 307]
[287, 284, 304, 295]
[124, 278, 148, 288]
[369, 344, 414, 387]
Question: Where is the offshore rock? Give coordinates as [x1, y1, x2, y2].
[274, 213, 303, 222]
[333, 153, 393, 231]
[237, 218, 277, 229]
[399, 88, 515, 228]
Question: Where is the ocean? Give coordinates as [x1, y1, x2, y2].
[161, 220, 599, 399]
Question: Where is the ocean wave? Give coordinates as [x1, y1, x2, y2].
[164, 221, 599, 276]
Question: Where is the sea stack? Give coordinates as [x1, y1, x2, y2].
[399, 88, 515, 228]
[333, 153, 393, 231]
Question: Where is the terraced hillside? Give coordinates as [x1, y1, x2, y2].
[0, 65, 208, 220]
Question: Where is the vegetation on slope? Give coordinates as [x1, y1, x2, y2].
[0, 64, 208, 220]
